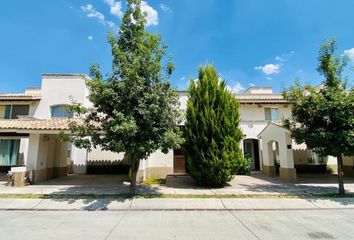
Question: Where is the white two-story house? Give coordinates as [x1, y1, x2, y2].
[0, 74, 353, 184]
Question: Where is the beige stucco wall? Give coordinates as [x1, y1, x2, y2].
[32, 75, 90, 119]
[138, 150, 174, 180]
[292, 142, 307, 165]
[239, 104, 291, 122]
[88, 146, 126, 162]
[259, 123, 294, 168]
[259, 123, 296, 181]
[26, 134, 68, 183]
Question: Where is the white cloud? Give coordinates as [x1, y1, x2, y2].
[141, 1, 158, 26]
[344, 48, 354, 61]
[104, 0, 123, 18]
[275, 56, 285, 62]
[106, 21, 116, 29]
[266, 77, 272, 80]
[81, 4, 116, 29]
[159, 3, 171, 13]
[275, 51, 295, 62]
[88, 36, 93, 40]
[248, 83, 255, 87]
[81, 4, 106, 25]
[255, 64, 280, 75]
[179, 76, 186, 81]
[227, 82, 245, 93]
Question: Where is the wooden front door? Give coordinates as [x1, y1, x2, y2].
[173, 154, 186, 173]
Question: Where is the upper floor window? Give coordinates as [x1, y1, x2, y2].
[265, 108, 279, 121]
[51, 105, 73, 118]
[0, 105, 30, 119]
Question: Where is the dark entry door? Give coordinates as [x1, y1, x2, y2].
[173, 149, 186, 173]
[253, 140, 260, 171]
[243, 139, 260, 171]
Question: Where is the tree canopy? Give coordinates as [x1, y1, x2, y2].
[283, 38, 354, 195]
[64, 0, 183, 193]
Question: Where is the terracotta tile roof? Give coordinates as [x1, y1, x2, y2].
[235, 94, 288, 103]
[0, 118, 72, 131]
[178, 91, 288, 103]
[0, 93, 41, 101]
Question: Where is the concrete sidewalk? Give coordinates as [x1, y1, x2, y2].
[1, 197, 354, 211]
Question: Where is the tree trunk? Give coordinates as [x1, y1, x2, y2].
[129, 155, 140, 194]
[336, 154, 345, 195]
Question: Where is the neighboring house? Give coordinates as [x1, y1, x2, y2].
[0, 74, 353, 184]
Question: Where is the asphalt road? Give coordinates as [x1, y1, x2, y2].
[1, 209, 353, 240]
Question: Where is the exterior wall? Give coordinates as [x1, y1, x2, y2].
[137, 150, 174, 182]
[178, 91, 188, 111]
[71, 147, 88, 174]
[239, 104, 291, 122]
[259, 123, 297, 181]
[28, 75, 92, 175]
[240, 122, 267, 139]
[292, 142, 310, 167]
[32, 75, 89, 119]
[88, 146, 126, 162]
[26, 134, 68, 183]
[343, 156, 354, 177]
[19, 138, 29, 166]
[28, 101, 40, 118]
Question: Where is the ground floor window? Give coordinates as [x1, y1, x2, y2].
[0, 139, 20, 166]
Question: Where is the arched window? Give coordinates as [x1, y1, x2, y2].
[51, 105, 72, 118]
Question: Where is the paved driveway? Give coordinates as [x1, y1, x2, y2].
[0, 173, 354, 196]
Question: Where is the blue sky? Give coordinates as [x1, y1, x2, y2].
[1, 0, 354, 93]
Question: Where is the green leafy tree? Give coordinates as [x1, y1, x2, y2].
[283, 38, 354, 195]
[63, 0, 183, 194]
[183, 65, 244, 187]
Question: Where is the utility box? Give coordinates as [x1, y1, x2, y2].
[10, 167, 29, 187]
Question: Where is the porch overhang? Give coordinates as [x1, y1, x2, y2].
[0, 93, 41, 102]
[0, 118, 74, 135]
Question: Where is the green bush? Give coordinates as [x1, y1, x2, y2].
[143, 178, 166, 185]
[183, 65, 244, 187]
[233, 157, 251, 175]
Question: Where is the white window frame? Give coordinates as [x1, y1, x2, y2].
[265, 107, 279, 121]
[50, 104, 72, 118]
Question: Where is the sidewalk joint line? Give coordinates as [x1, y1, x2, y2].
[104, 205, 130, 240]
[31, 199, 44, 210]
[220, 198, 262, 240]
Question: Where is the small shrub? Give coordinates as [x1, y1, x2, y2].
[326, 165, 334, 174]
[143, 178, 166, 185]
[233, 157, 252, 175]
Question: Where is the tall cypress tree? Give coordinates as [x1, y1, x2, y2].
[184, 65, 244, 187]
